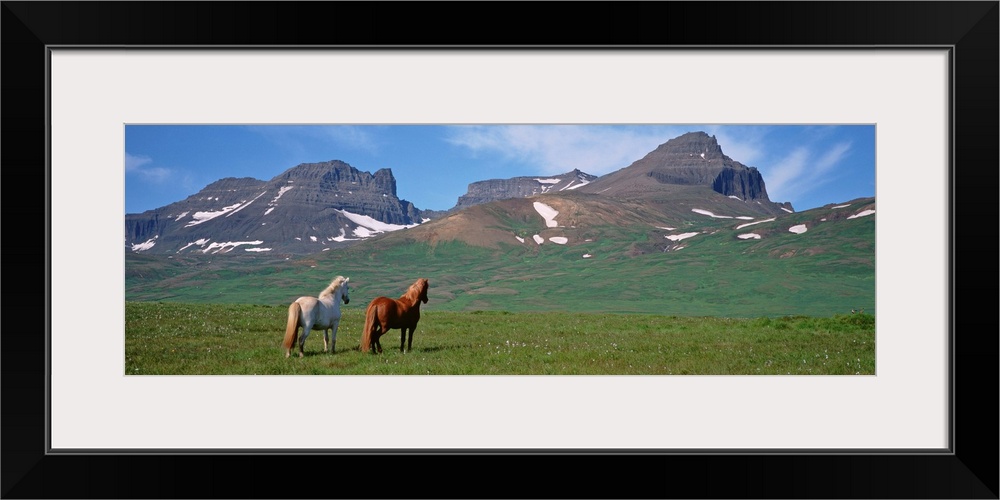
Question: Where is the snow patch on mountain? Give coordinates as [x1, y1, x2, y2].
[534, 202, 560, 227]
[202, 240, 265, 254]
[666, 232, 699, 241]
[736, 218, 776, 230]
[331, 228, 359, 242]
[132, 236, 157, 251]
[338, 209, 420, 238]
[692, 208, 733, 219]
[561, 180, 590, 191]
[185, 202, 243, 227]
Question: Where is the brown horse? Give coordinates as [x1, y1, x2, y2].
[360, 278, 429, 354]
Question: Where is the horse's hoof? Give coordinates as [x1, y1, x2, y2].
[298, 352, 304, 358]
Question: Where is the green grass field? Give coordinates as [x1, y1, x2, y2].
[125, 302, 876, 375]
[124, 206, 875, 375]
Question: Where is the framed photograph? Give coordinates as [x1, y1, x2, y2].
[5, 2, 996, 498]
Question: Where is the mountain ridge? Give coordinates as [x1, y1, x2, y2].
[125, 160, 427, 255]
[125, 131, 806, 256]
[453, 169, 598, 211]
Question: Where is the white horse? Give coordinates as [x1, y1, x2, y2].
[282, 276, 351, 358]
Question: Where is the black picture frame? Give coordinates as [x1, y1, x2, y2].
[3, 2, 997, 498]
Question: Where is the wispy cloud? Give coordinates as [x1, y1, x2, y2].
[125, 152, 152, 171]
[816, 142, 852, 171]
[764, 142, 852, 204]
[763, 147, 810, 197]
[137, 167, 173, 183]
[125, 152, 172, 183]
[445, 125, 689, 175]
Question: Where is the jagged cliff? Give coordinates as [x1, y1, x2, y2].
[453, 169, 597, 211]
[270, 160, 422, 225]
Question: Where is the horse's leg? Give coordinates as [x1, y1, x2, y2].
[374, 327, 384, 354]
[399, 328, 406, 353]
[323, 328, 330, 353]
[299, 326, 311, 358]
[407, 327, 414, 353]
[329, 321, 339, 354]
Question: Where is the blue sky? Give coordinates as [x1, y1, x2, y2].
[125, 125, 875, 214]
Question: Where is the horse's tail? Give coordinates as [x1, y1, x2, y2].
[282, 302, 301, 350]
[360, 301, 377, 353]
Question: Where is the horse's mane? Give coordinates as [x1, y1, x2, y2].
[402, 278, 428, 302]
[319, 276, 347, 298]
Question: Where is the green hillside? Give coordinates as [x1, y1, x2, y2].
[126, 198, 875, 317]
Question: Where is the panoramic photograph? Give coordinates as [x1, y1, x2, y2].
[124, 124, 876, 375]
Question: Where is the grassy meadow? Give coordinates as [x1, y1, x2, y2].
[125, 302, 875, 375]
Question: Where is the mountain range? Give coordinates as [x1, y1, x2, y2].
[126, 132, 805, 256]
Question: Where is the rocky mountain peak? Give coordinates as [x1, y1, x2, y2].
[125, 159, 427, 255]
[579, 131, 790, 216]
[645, 131, 728, 162]
[661, 131, 722, 152]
